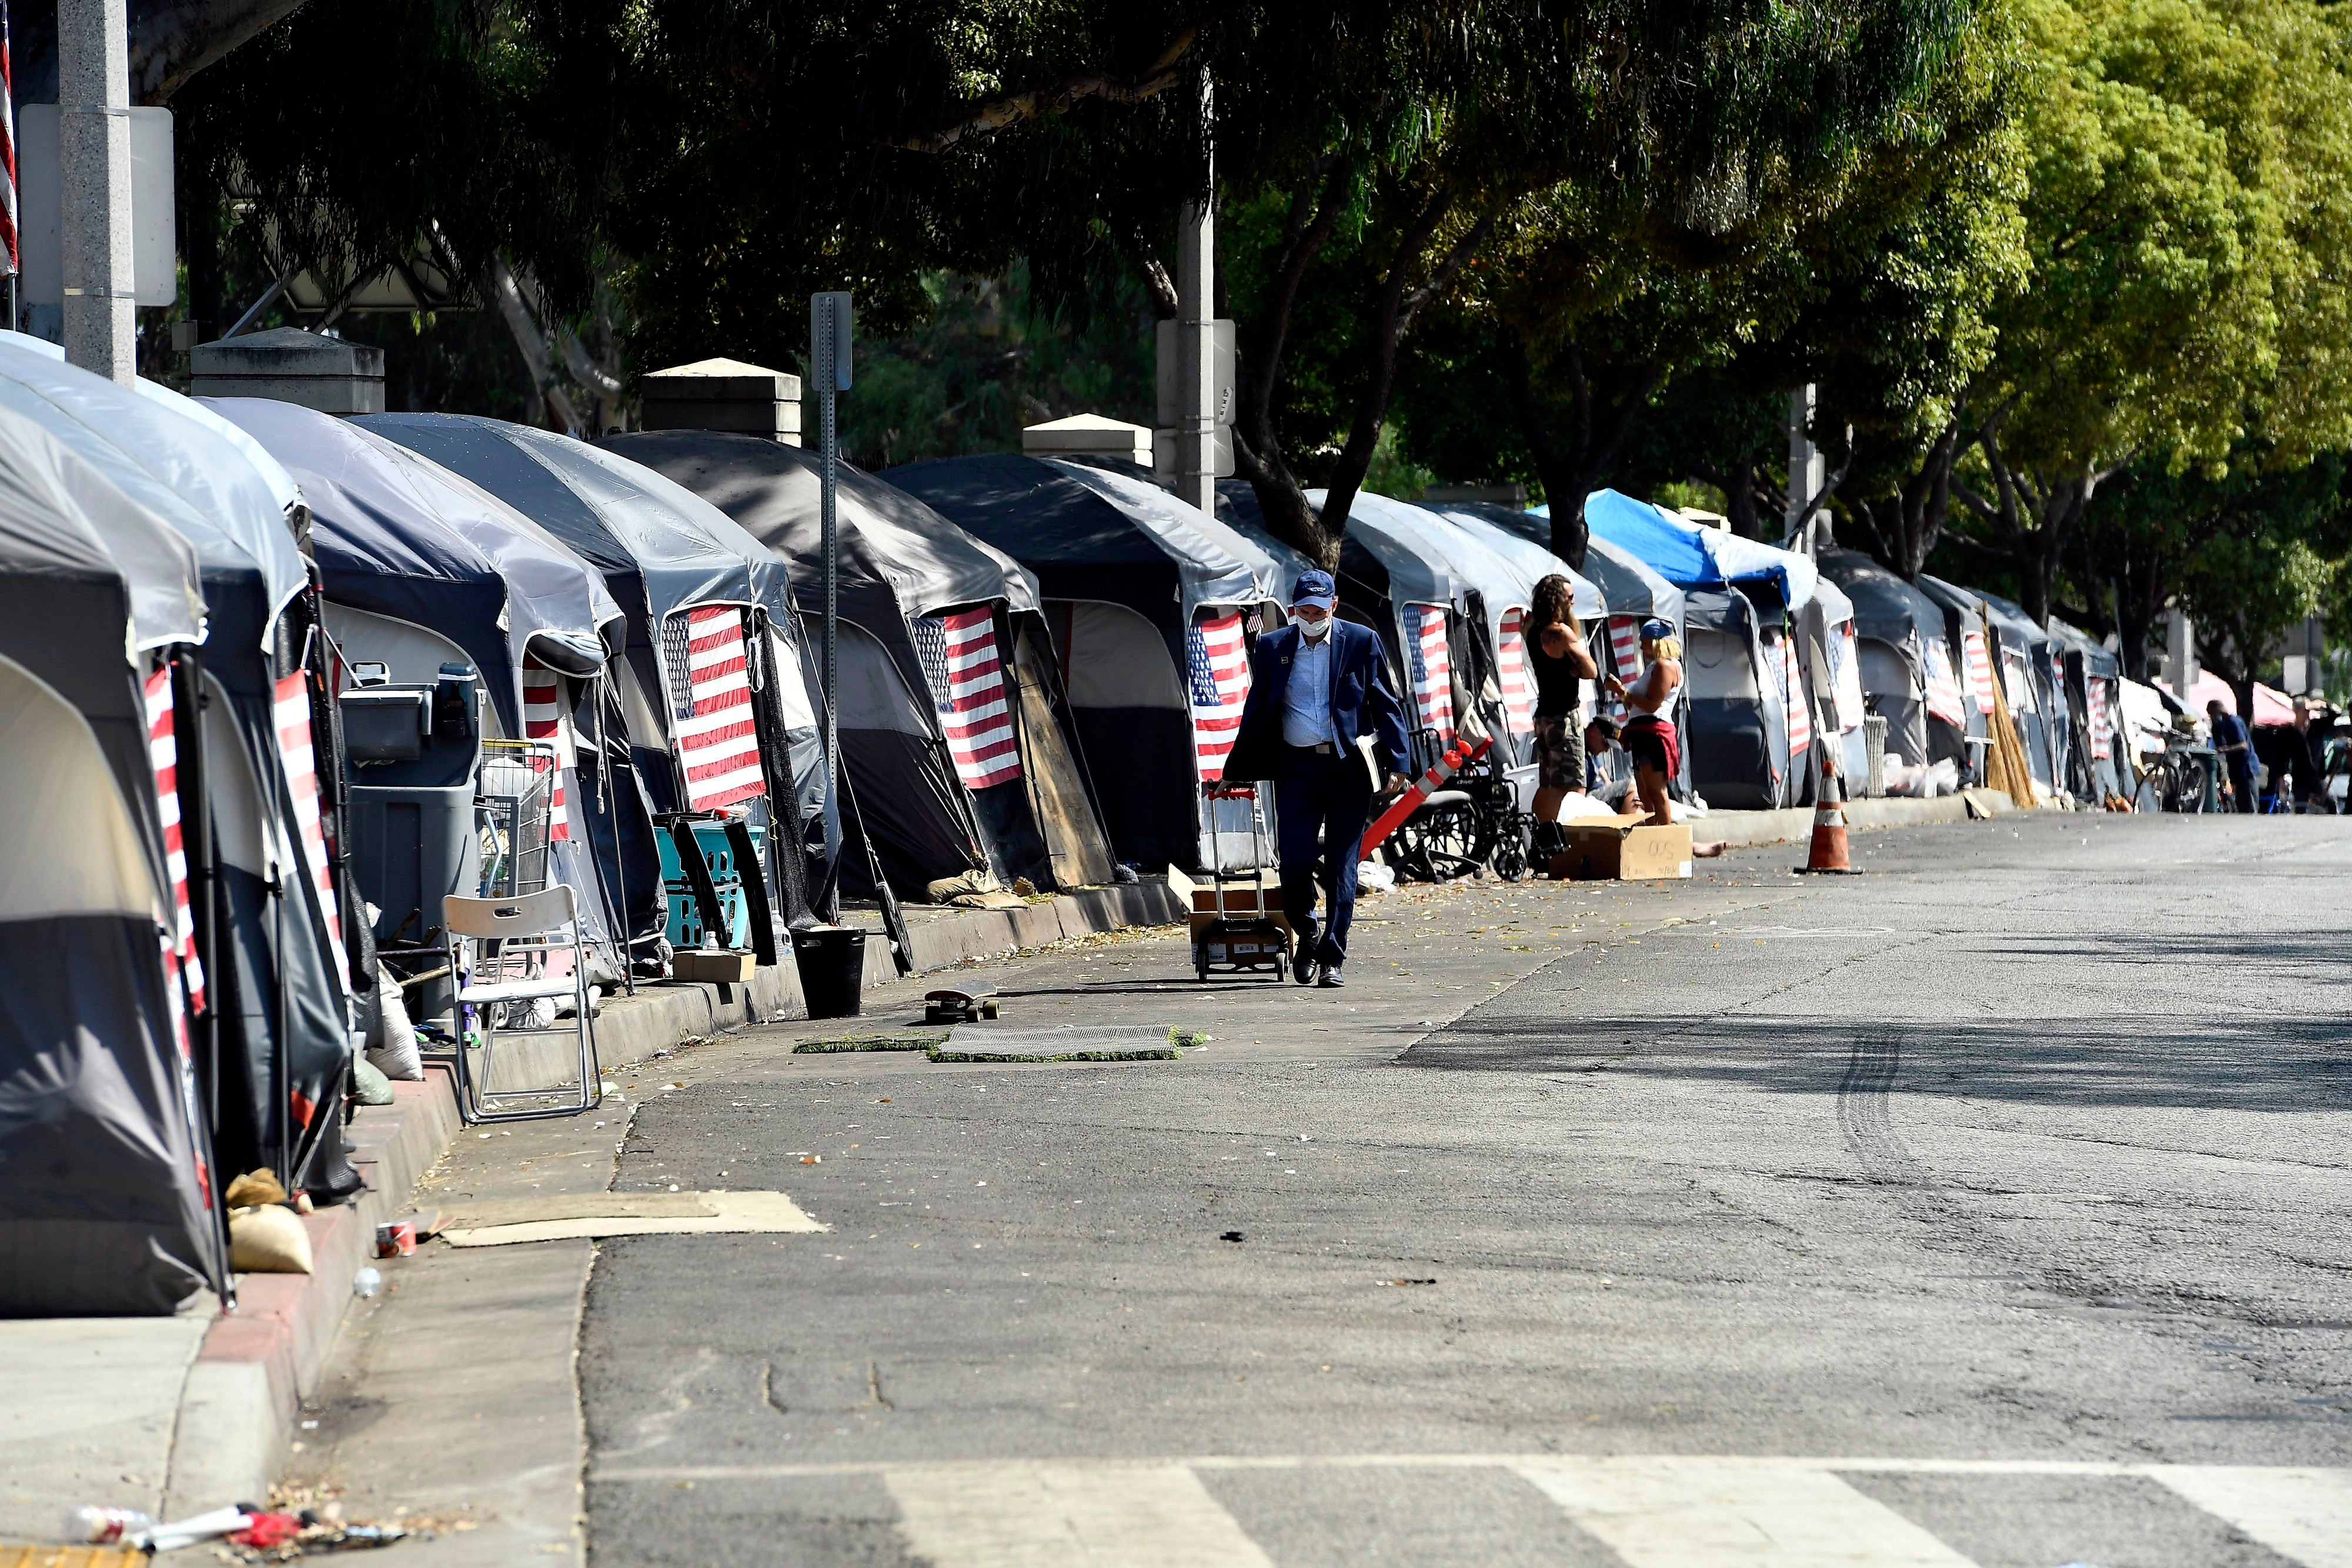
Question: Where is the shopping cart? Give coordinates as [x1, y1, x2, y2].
[1191, 784, 1293, 982]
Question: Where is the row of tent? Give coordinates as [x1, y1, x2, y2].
[0, 334, 2134, 1315]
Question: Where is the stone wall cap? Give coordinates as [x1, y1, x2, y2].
[643, 357, 801, 399]
[192, 327, 385, 376]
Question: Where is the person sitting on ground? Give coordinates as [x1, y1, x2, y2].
[1526, 573, 1599, 828]
[1603, 619, 1683, 825]
[1583, 714, 1626, 804]
[2208, 698, 2257, 813]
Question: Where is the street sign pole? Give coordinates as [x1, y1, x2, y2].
[811, 292, 853, 800]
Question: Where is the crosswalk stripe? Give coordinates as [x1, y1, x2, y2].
[1514, 1457, 1980, 1566]
[883, 1462, 1277, 1568]
[2151, 1466, 2352, 1568]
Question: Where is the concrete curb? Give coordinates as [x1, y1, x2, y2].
[158, 884, 1182, 1518]
[1700, 788, 2021, 848]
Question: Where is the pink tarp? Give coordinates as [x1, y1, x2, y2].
[2160, 671, 2297, 726]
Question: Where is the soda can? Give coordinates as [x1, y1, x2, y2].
[375, 1220, 416, 1258]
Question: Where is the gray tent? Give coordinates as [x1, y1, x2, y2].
[0, 346, 362, 1205]
[2047, 617, 2125, 801]
[610, 432, 1113, 899]
[1818, 549, 1978, 788]
[1918, 576, 2060, 795]
[361, 414, 836, 938]
[1490, 503, 1686, 625]
[0, 403, 227, 1314]
[216, 400, 634, 988]
[881, 453, 1281, 872]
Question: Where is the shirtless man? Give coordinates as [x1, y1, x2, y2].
[1602, 618, 1683, 825]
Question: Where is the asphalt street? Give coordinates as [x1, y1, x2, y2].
[360, 813, 2352, 1565]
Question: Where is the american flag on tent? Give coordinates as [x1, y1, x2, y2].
[1833, 624, 1867, 733]
[915, 607, 1023, 790]
[1607, 616, 1643, 678]
[2086, 677, 2113, 761]
[1765, 639, 1811, 759]
[144, 666, 202, 1014]
[1496, 608, 1534, 734]
[1186, 609, 1250, 781]
[0, 3, 16, 276]
[519, 666, 573, 841]
[2002, 649, 2035, 714]
[1961, 630, 1997, 714]
[671, 605, 767, 812]
[275, 673, 348, 981]
[1923, 636, 1969, 728]
[1402, 602, 1454, 741]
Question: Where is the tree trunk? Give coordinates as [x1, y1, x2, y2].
[1232, 159, 1350, 566]
[1847, 420, 1961, 580]
[1500, 332, 1660, 570]
[15, 0, 310, 105]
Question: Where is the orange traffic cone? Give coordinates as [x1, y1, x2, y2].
[1798, 766, 1858, 874]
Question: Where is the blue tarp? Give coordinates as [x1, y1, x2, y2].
[1542, 491, 1818, 609]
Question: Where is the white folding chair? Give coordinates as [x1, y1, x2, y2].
[443, 885, 602, 1124]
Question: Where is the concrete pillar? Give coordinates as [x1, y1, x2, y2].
[2165, 609, 2197, 688]
[1785, 385, 1823, 550]
[1172, 194, 1217, 513]
[57, 0, 136, 384]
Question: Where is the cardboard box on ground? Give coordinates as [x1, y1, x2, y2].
[1548, 813, 1693, 881]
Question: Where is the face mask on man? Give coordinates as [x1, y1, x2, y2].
[1298, 614, 1332, 642]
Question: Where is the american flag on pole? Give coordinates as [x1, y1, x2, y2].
[0, 2, 16, 276]
[1402, 603, 1454, 741]
[1923, 636, 1968, 727]
[1496, 607, 1534, 734]
[1186, 609, 1250, 781]
[1961, 630, 1997, 714]
[275, 673, 348, 981]
[915, 607, 1022, 790]
[2086, 677, 2113, 761]
[145, 666, 202, 1014]
[519, 666, 573, 841]
[1606, 616, 1642, 677]
[671, 605, 767, 811]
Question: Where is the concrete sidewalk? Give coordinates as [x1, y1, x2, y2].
[0, 881, 1182, 1549]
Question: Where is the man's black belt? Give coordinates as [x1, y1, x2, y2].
[1286, 741, 1336, 754]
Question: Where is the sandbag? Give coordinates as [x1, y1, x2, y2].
[367, 968, 422, 1081]
[351, 1054, 394, 1106]
[228, 1203, 314, 1274]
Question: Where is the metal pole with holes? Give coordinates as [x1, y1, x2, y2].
[810, 292, 853, 802]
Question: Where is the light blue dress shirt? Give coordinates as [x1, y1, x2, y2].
[1282, 628, 1337, 747]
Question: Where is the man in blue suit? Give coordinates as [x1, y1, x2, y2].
[1222, 569, 1410, 987]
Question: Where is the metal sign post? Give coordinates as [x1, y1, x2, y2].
[810, 291, 853, 799]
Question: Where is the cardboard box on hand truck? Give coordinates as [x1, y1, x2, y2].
[1165, 865, 1294, 963]
[1546, 813, 1693, 881]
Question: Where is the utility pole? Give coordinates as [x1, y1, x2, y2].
[810, 291, 852, 800]
[1171, 73, 1217, 514]
[1785, 384, 1823, 553]
[57, 0, 135, 383]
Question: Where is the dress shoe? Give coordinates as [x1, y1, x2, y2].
[1292, 954, 1318, 986]
[1316, 964, 1345, 988]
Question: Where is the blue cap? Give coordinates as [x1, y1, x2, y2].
[1291, 569, 1337, 610]
[1641, 617, 1673, 640]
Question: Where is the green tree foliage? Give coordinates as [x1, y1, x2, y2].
[836, 266, 1157, 469]
[1952, 0, 2352, 624]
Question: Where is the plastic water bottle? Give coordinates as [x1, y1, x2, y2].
[66, 1505, 155, 1544]
[352, 1266, 383, 1299]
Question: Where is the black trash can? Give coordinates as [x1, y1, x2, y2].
[793, 927, 867, 1019]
